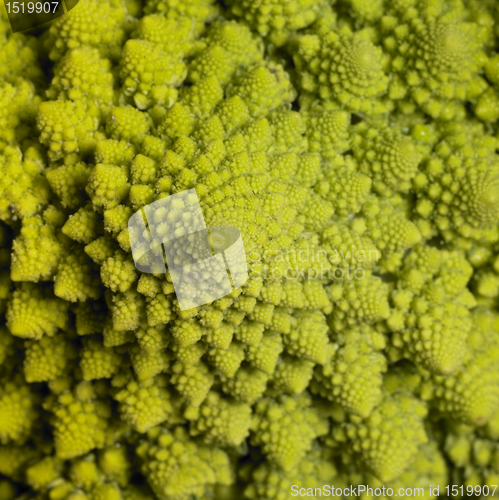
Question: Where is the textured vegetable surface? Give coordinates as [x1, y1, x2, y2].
[1, 0, 499, 498]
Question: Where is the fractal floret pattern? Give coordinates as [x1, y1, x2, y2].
[1, 0, 499, 498]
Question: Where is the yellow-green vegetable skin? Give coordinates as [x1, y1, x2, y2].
[1, 0, 499, 499]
